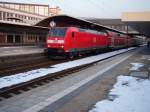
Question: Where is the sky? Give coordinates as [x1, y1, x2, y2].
[1, 0, 150, 18]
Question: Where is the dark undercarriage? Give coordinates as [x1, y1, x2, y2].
[46, 47, 115, 59]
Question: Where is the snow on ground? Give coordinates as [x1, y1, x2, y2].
[0, 48, 135, 89]
[130, 63, 144, 71]
[89, 75, 150, 112]
[141, 55, 150, 60]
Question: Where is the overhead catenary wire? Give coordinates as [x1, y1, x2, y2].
[87, 0, 113, 18]
[50, 0, 113, 18]
[49, 0, 83, 16]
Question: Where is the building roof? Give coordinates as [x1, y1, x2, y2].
[0, 21, 48, 32]
[0, 1, 49, 7]
[35, 15, 126, 34]
[85, 18, 124, 25]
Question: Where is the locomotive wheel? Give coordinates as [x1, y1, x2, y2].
[78, 52, 82, 57]
[68, 52, 75, 59]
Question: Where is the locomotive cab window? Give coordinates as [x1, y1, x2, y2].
[49, 27, 67, 37]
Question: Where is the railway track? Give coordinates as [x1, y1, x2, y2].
[0, 52, 89, 77]
[0, 58, 66, 77]
[0, 51, 112, 99]
[0, 52, 72, 77]
[0, 55, 87, 99]
[0, 60, 95, 101]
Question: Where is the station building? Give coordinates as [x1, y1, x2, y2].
[0, 1, 61, 25]
[86, 18, 137, 33]
[0, 1, 61, 47]
[0, 22, 48, 46]
[49, 7, 61, 16]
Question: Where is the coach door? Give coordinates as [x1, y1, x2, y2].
[108, 36, 114, 48]
[71, 32, 76, 51]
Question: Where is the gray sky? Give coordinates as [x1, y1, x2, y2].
[1, 0, 150, 18]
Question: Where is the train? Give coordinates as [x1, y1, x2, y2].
[45, 27, 142, 59]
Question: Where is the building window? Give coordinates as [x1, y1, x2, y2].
[24, 5, 29, 12]
[10, 13, 13, 17]
[29, 5, 35, 13]
[35, 6, 39, 15]
[0, 3, 3, 6]
[38, 6, 45, 15]
[7, 12, 9, 17]
[0, 11, 2, 20]
[9, 4, 15, 9]
[44, 7, 48, 16]
[4, 4, 10, 8]
[3, 12, 6, 20]
[14, 4, 19, 10]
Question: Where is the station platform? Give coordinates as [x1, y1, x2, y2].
[0, 46, 149, 112]
[0, 46, 45, 57]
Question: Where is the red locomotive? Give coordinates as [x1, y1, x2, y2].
[46, 27, 139, 59]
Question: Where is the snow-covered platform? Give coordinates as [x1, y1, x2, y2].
[0, 46, 150, 112]
[90, 75, 150, 112]
[0, 46, 44, 57]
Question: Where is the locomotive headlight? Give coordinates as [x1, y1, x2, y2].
[58, 40, 64, 44]
[47, 40, 64, 44]
[47, 40, 53, 43]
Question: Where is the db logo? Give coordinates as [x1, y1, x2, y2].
[93, 38, 96, 43]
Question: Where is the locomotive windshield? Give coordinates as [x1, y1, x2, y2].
[49, 27, 67, 37]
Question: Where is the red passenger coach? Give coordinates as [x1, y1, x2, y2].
[46, 27, 109, 58]
[107, 31, 128, 49]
